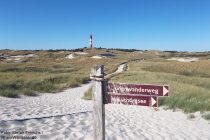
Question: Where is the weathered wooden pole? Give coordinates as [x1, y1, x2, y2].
[90, 64, 105, 140]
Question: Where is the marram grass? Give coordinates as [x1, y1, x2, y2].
[111, 61, 210, 113]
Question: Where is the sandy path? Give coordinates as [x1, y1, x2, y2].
[114, 64, 126, 73]
[105, 63, 126, 79]
[105, 105, 210, 140]
[0, 84, 92, 121]
[0, 84, 93, 140]
[1, 96, 210, 140]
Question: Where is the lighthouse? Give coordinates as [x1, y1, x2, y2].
[90, 34, 92, 49]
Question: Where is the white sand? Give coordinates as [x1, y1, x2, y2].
[105, 64, 126, 79]
[136, 51, 143, 53]
[65, 54, 76, 59]
[0, 82, 210, 139]
[91, 56, 102, 59]
[167, 57, 199, 62]
[0, 84, 93, 139]
[1, 83, 210, 140]
[75, 52, 88, 55]
[114, 64, 126, 73]
[6, 54, 38, 61]
[0, 84, 92, 121]
[25, 54, 38, 58]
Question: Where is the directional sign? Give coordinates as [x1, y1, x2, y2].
[106, 94, 158, 107]
[107, 83, 169, 96]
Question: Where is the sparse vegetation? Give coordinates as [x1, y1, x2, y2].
[0, 48, 143, 97]
[142, 60, 210, 78]
[111, 60, 210, 113]
[22, 88, 37, 96]
[187, 114, 196, 119]
[202, 113, 210, 120]
[1, 48, 210, 114]
[0, 89, 19, 98]
[82, 87, 92, 100]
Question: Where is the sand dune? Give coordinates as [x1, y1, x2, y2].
[91, 56, 102, 59]
[167, 57, 199, 62]
[0, 83, 210, 140]
[65, 54, 77, 59]
[0, 84, 92, 121]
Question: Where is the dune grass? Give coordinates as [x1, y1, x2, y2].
[0, 49, 141, 97]
[81, 52, 210, 114]
[202, 113, 210, 120]
[0, 72, 90, 97]
[110, 61, 210, 113]
[0, 89, 19, 98]
[142, 60, 210, 78]
[82, 87, 92, 100]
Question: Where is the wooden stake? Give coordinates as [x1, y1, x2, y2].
[90, 64, 105, 140]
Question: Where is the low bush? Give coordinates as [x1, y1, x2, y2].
[0, 89, 19, 98]
[187, 114, 195, 119]
[202, 113, 210, 120]
[82, 87, 92, 100]
[22, 88, 37, 96]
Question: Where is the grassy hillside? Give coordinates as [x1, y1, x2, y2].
[110, 60, 210, 113]
[0, 48, 144, 97]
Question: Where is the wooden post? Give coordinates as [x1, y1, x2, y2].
[90, 64, 105, 140]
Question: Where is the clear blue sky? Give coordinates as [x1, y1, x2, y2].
[0, 0, 209, 51]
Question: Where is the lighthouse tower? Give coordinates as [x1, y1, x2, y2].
[90, 34, 92, 49]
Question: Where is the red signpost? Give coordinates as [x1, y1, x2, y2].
[107, 83, 169, 96]
[106, 83, 169, 107]
[106, 94, 158, 107]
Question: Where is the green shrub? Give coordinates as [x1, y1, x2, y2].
[187, 114, 195, 119]
[0, 89, 19, 98]
[202, 113, 210, 120]
[44, 76, 68, 84]
[68, 80, 79, 87]
[68, 76, 89, 87]
[180, 70, 194, 76]
[82, 87, 92, 100]
[22, 88, 37, 96]
[26, 80, 56, 92]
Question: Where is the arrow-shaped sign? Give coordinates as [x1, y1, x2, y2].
[163, 86, 169, 96]
[107, 83, 169, 97]
[151, 97, 157, 107]
[106, 94, 158, 107]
